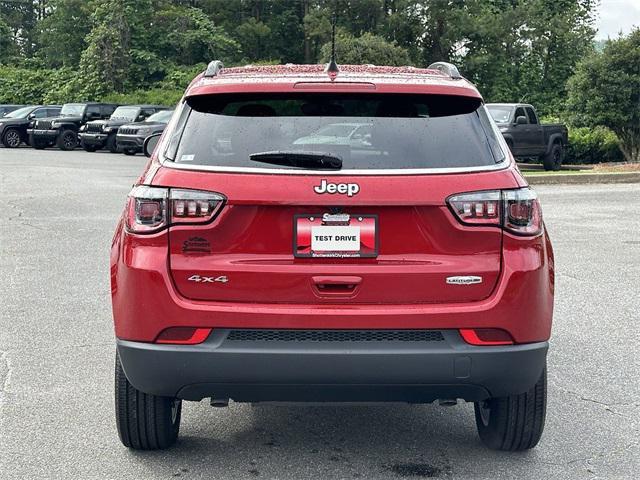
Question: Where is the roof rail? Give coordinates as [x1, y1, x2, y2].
[427, 62, 463, 80]
[204, 60, 224, 77]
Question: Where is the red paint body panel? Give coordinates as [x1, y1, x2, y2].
[110, 65, 554, 348]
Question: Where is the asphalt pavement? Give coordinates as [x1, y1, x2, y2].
[1, 148, 638, 479]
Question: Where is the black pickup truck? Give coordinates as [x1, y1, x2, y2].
[27, 102, 119, 150]
[486, 103, 568, 170]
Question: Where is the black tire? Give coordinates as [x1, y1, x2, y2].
[82, 142, 97, 152]
[29, 135, 47, 149]
[56, 129, 78, 150]
[2, 128, 22, 148]
[106, 133, 119, 153]
[474, 367, 546, 451]
[542, 143, 563, 171]
[123, 148, 136, 156]
[115, 351, 181, 450]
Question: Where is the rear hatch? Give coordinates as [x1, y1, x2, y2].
[158, 91, 517, 304]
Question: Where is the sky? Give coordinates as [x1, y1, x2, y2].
[595, 0, 640, 39]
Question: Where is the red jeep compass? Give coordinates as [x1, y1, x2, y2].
[111, 61, 554, 451]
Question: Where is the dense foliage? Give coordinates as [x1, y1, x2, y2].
[0, 0, 634, 162]
[0, 0, 596, 107]
[565, 127, 625, 164]
[567, 28, 640, 163]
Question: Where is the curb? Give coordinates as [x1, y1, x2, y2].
[524, 172, 640, 185]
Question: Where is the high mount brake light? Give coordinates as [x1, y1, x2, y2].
[125, 186, 225, 234]
[447, 188, 542, 236]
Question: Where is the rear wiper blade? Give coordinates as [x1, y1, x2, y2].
[250, 151, 342, 170]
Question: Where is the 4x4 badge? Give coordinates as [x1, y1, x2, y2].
[188, 275, 228, 284]
[314, 179, 359, 197]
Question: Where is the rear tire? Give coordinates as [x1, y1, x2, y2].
[474, 367, 546, 451]
[29, 135, 47, 149]
[542, 143, 563, 171]
[82, 142, 97, 152]
[2, 128, 22, 148]
[115, 351, 181, 450]
[57, 129, 78, 150]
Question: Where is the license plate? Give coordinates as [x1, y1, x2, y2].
[294, 214, 378, 258]
[32, 130, 48, 135]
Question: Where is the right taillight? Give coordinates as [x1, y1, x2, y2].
[447, 188, 542, 236]
[125, 186, 225, 234]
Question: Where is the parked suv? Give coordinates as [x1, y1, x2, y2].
[115, 109, 174, 155]
[0, 105, 26, 117]
[79, 105, 168, 153]
[112, 62, 554, 451]
[487, 103, 568, 171]
[27, 102, 118, 150]
[0, 105, 61, 148]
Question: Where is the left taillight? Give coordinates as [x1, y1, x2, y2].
[447, 187, 542, 236]
[125, 186, 225, 234]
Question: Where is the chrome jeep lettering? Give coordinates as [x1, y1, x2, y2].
[314, 179, 360, 197]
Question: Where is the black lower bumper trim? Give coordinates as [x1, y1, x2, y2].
[117, 330, 548, 403]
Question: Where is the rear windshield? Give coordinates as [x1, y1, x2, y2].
[165, 93, 505, 171]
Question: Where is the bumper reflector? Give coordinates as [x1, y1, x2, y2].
[459, 328, 514, 346]
[156, 327, 212, 345]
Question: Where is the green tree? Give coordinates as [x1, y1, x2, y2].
[77, 0, 132, 98]
[0, 16, 18, 64]
[37, 0, 92, 67]
[154, 5, 240, 66]
[567, 29, 640, 162]
[235, 17, 271, 61]
[457, 0, 596, 115]
[320, 32, 411, 66]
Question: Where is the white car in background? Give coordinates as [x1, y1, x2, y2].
[293, 122, 373, 148]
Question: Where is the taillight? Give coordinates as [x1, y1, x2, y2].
[502, 189, 542, 236]
[125, 186, 225, 234]
[125, 186, 167, 233]
[170, 189, 225, 224]
[447, 188, 542, 236]
[447, 191, 501, 226]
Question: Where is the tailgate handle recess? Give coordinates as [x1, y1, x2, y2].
[312, 276, 362, 295]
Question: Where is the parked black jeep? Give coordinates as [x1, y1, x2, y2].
[27, 103, 119, 150]
[116, 109, 174, 155]
[486, 103, 568, 171]
[0, 105, 61, 148]
[79, 105, 168, 153]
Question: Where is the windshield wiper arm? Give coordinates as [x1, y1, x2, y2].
[249, 151, 342, 170]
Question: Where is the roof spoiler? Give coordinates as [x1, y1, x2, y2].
[427, 62, 463, 80]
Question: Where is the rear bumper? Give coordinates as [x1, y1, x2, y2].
[117, 330, 548, 402]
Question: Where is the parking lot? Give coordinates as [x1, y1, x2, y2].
[1, 148, 638, 479]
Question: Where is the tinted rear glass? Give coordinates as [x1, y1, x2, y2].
[166, 93, 505, 170]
